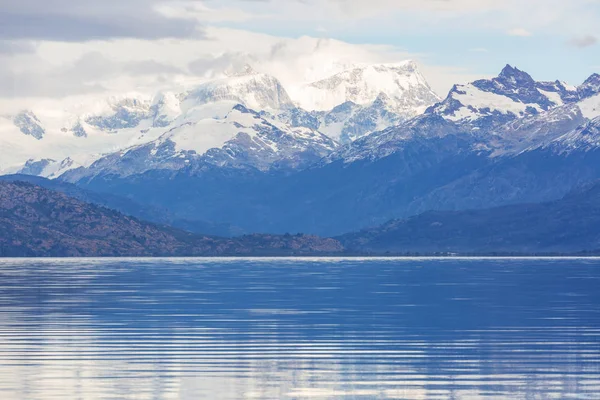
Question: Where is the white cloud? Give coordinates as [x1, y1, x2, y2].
[0, 25, 484, 113]
[0, 52, 186, 99]
[5, 0, 597, 108]
[507, 28, 533, 37]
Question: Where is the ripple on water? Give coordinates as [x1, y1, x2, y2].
[0, 258, 598, 399]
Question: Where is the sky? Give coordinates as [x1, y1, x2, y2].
[0, 0, 599, 110]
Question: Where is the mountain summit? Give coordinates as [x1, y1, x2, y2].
[184, 72, 294, 111]
[291, 61, 440, 114]
[3, 63, 600, 240]
[579, 73, 600, 99]
[427, 64, 598, 129]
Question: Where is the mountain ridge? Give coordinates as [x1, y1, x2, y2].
[0, 60, 440, 176]
[0, 180, 343, 257]
[3, 63, 600, 241]
[0, 174, 242, 237]
[291, 60, 440, 112]
[4, 177, 600, 256]
[337, 180, 600, 254]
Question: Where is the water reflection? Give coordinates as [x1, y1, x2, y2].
[0, 258, 599, 399]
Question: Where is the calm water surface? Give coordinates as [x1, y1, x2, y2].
[0, 257, 598, 399]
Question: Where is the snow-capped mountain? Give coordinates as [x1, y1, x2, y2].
[268, 88, 435, 144]
[547, 116, 600, 153]
[268, 99, 405, 144]
[61, 103, 338, 181]
[489, 84, 600, 156]
[264, 61, 441, 143]
[150, 92, 182, 128]
[578, 92, 600, 119]
[1, 61, 442, 177]
[199, 105, 338, 172]
[0, 70, 302, 176]
[291, 61, 439, 113]
[0, 104, 152, 178]
[427, 65, 598, 130]
[7, 59, 600, 240]
[578, 73, 600, 99]
[85, 97, 153, 132]
[84, 92, 188, 132]
[328, 66, 600, 164]
[489, 103, 586, 156]
[533, 93, 600, 154]
[46, 64, 600, 237]
[12, 111, 46, 140]
[325, 113, 469, 164]
[184, 69, 293, 111]
[323, 93, 410, 142]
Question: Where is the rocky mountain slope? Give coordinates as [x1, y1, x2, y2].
[291, 61, 439, 114]
[275, 61, 440, 143]
[1, 62, 438, 178]
[338, 181, 600, 254]
[0, 175, 241, 236]
[0, 181, 343, 257]
[4, 178, 600, 256]
[427, 65, 593, 130]
[3, 63, 600, 241]
[67, 65, 600, 236]
[60, 104, 338, 181]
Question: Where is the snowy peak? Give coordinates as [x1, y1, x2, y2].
[13, 111, 45, 140]
[490, 103, 587, 156]
[307, 62, 420, 93]
[326, 113, 461, 164]
[471, 64, 555, 110]
[224, 64, 256, 77]
[277, 61, 441, 142]
[81, 91, 181, 132]
[4, 61, 599, 182]
[200, 106, 338, 172]
[547, 116, 600, 153]
[536, 80, 579, 105]
[268, 92, 409, 145]
[292, 61, 440, 114]
[184, 72, 294, 111]
[61, 102, 339, 180]
[578, 73, 600, 99]
[84, 96, 152, 131]
[17, 159, 56, 176]
[428, 65, 588, 128]
[497, 64, 535, 86]
[150, 92, 182, 128]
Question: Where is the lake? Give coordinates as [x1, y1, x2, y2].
[0, 257, 598, 399]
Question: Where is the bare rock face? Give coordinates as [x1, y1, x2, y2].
[0, 181, 343, 257]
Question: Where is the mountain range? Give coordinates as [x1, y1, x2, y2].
[1, 61, 600, 254]
[2, 177, 600, 256]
